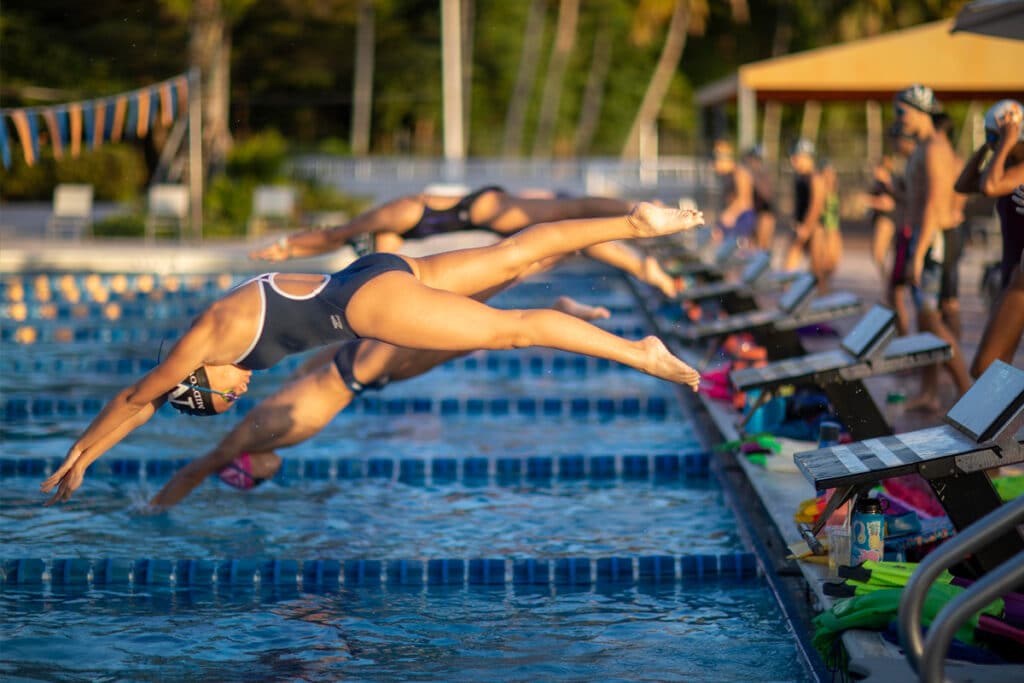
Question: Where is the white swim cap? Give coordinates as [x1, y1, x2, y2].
[984, 100, 1024, 146]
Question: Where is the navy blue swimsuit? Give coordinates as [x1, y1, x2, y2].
[404, 186, 504, 239]
[234, 254, 413, 370]
[332, 340, 389, 394]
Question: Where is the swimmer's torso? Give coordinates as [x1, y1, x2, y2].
[404, 186, 503, 239]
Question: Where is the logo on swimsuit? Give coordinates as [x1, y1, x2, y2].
[330, 314, 344, 331]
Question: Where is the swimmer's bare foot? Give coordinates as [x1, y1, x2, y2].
[552, 296, 611, 321]
[250, 242, 289, 261]
[638, 335, 700, 390]
[627, 203, 704, 238]
[642, 256, 678, 298]
[905, 393, 941, 413]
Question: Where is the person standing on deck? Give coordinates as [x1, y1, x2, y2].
[896, 84, 971, 411]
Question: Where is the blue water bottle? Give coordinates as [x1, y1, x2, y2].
[850, 497, 885, 565]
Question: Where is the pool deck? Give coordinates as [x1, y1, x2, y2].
[2, 224, 1022, 681]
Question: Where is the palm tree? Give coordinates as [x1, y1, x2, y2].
[531, 0, 580, 158]
[620, 0, 705, 160]
[501, 0, 548, 157]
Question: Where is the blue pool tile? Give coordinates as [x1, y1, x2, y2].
[516, 397, 536, 415]
[431, 458, 456, 483]
[31, 398, 54, 416]
[4, 559, 45, 584]
[680, 554, 719, 578]
[111, 459, 141, 478]
[304, 459, 332, 479]
[51, 559, 91, 585]
[5, 399, 28, 421]
[528, 356, 544, 375]
[344, 560, 381, 585]
[570, 397, 589, 416]
[542, 398, 562, 415]
[175, 559, 216, 586]
[398, 459, 425, 484]
[16, 458, 46, 476]
[464, 357, 479, 371]
[0, 459, 16, 476]
[134, 559, 173, 584]
[462, 457, 488, 482]
[684, 452, 711, 477]
[361, 397, 382, 414]
[387, 560, 424, 586]
[302, 559, 341, 587]
[512, 559, 549, 585]
[485, 355, 500, 372]
[384, 398, 407, 415]
[596, 398, 615, 416]
[336, 459, 363, 479]
[93, 558, 132, 584]
[411, 398, 433, 413]
[218, 559, 259, 585]
[466, 398, 484, 415]
[367, 459, 393, 479]
[719, 552, 758, 578]
[638, 555, 676, 583]
[468, 559, 505, 585]
[554, 558, 592, 586]
[261, 559, 298, 585]
[622, 454, 649, 479]
[526, 457, 553, 481]
[506, 357, 521, 376]
[621, 397, 641, 416]
[647, 396, 668, 416]
[427, 559, 465, 586]
[589, 455, 616, 479]
[596, 557, 634, 584]
[552, 356, 567, 373]
[489, 398, 510, 415]
[654, 454, 681, 479]
[440, 397, 459, 415]
[495, 458, 521, 484]
[558, 455, 585, 480]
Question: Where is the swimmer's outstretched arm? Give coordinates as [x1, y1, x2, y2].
[250, 195, 425, 261]
[40, 322, 216, 504]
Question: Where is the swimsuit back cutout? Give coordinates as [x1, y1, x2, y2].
[234, 254, 413, 370]
[404, 185, 504, 239]
[333, 340, 389, 394]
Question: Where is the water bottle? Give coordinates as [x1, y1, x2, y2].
[885, 392, 906, 429]
[850, 497, 886, 565]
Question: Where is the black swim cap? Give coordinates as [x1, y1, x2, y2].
[168, 367, 219, 417]
[894, 84, 941, 115]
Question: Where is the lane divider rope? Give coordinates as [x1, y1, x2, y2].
[1, 553, 758, 590]
[1, 451, 711, 483]
[1, 395, 673, 422]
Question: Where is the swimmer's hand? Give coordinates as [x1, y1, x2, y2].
[250, 236, 292, 262]
[40, 448, 86, 505]
[1013, 185, 1024, 216]
[627, 203, 704, 238]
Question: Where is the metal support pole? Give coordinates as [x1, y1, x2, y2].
[738, 85, 757, 151]
[441, 0, 465, 163]
[188, 67, 204, 241]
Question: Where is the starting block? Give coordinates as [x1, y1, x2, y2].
[794, 360, 1024, 577]
[730, 305, 952, 439]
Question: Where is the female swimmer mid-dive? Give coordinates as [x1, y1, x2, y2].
[41, 203, 704, 504]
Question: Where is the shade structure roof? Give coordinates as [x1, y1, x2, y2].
[695, 18, 1024, 106]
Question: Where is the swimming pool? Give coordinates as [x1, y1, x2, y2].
[0, 266, 815, 681]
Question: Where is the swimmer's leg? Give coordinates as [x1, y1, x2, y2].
[971, 268, 1024, 378]
[346, 271, 700, 388]
[469, 190, 635, 233]
[404, 205, 703, 297]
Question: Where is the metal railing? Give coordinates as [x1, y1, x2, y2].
[898, 494, 1024, 682]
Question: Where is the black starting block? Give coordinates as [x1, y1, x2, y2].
[795, 360, 1024, 577]
[675, 273, 863, 360]
[730, 305, 952, 440]
[674, 251, 799, 312]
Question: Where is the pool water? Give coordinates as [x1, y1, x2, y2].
[0, 267, 814, 682]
